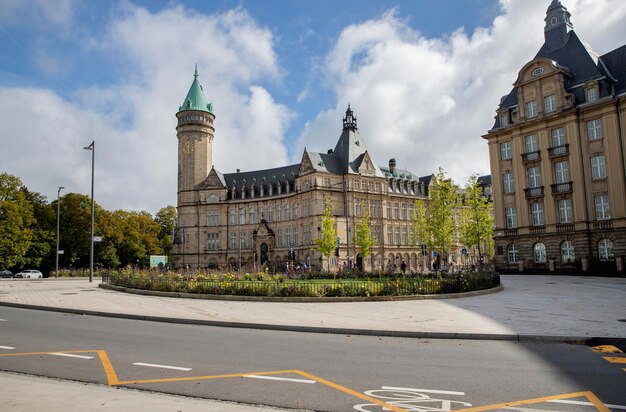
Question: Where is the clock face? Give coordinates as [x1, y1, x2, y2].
[551, 16, 558, 26]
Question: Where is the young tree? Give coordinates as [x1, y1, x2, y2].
[155, 206, 177, 257]
[410, 168, 459, 266]
[0, 173, 35, 269]
[314, 195, 336, 272]
[460, 175, 494, 262]
[355, 201, 376, 270]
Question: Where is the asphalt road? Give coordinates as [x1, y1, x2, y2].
[1, 306, 625, 412]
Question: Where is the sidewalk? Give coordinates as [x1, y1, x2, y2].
[1, 275, 625, 340]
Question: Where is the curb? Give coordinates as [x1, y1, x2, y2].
[0, 300, 593, 343]
[97, 283, 504, 302]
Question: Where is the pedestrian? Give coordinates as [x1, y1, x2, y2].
[401, 260, 407, 274]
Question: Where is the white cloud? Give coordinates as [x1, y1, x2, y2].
[295, 0, 626, 184]
[0, 4, 291, 213]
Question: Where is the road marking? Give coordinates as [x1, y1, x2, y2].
[603, 356, 626, 364]
[245, 375, 316, 384]
[455, 391, 610, 412]
[548, 399, 626, 410]
[133, 362, 192, 371]
[0, 345, 16, 350]
[591, 345, 622, 353]
[0, 319, 7, 321]
[380, 386, 465, 396]
[50, 352, 94, 359]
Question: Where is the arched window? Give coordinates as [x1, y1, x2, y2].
[534, 243, 546, 263]
[560, 241, 575, 263]
[507, 244, 518, 263]
[598, 239, 614, 261]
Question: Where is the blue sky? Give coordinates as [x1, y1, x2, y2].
[1, 0, 625, 213]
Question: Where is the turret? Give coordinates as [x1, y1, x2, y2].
[176, 65, 215, 195]
[544, 0, 573, 52]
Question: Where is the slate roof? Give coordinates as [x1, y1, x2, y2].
[223, 163, 300, 198]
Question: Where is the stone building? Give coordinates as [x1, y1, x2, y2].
[172, 68, 487, 272]
[483, 1, 626, 274]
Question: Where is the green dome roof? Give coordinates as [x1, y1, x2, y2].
[179, 65, 213, 113]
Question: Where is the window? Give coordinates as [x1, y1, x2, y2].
[395, 227, 401, 245]
[594, 195, 610, 220]
[323, 178, 331, 187]
[554, 161, 569, 184]
[239, 208, 245, 225]
[402, 226, 408, 245]
[534, 243, 546, 263]
[586, 87, 598, 102]
[240, 231, 246, 249]
[551, 127, 567, 147]
[558, 199, 573, 223]
[531, 203, 545, 226]
[229, 209, 236, 225]
[285, 204, 290, 220]
[527, 167, 541, 188]
[285, 228, 291, 247]
[276, 206, 282, 221]
[507, 244, 518, 263]
[394, 203, 400, 219]
[587, 119, 603, 140]
[499, 113, 509, 127]
[294, 227, 299, 246]
[501, 142, 512, 160]
[503, 172, 514, 193]
[293, 203, 298, 220]
[598, 239, 614, 261]
[525, 100, 537, 118]
[544, 94, 556, 113]
[207, 233, 219, 250]
[525, 135, 538, 153]
[401, 203, 407, 220]
[277, 229, 282, 247]
[591, 155, 606, 179]
[229, 232, 236, 249]
[387, 226, 393, 244]
[386, 204, 392, 219]
[207, 210, 219, 226]
[259, 207, 264, 220]
[267, 206, 273, 222]
[249, 208, 255, 224]
[505, 207, 517, 229]
[561, 241, 575, 263]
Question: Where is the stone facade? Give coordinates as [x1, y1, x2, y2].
[483, 1, 626, 274]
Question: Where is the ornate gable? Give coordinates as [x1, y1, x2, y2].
[298, 150, 315, 176]
[198, 166, 226, 189]
[358, 151, 376, 176]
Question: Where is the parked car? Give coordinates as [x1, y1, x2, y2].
[0, 270, 14, 278]
[15, 270, 43, 279]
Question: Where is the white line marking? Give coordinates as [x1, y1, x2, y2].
[245, 375, 316, 384]
[49, 353, 94, 359]
[0, 345, 16, 350]
[132, 362, 192, 371]
[0, 319, 7, 321]
[381, 386, 465, 396]
[548, 399, 626, 410]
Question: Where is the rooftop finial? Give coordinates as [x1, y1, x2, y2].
[194, 63, 198, 78]
[343, 103, 357, 131]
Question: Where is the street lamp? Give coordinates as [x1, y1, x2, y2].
[83, 141, 95, 283]
[56, 186, 64, 278]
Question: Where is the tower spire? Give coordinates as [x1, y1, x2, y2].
[544, 0, 573, 51]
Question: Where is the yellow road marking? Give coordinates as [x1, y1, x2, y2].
[591, 345, 623, 353]
[293, 370, 406, 412]
[96, 350, 119, 385]
[603, 356, 626, 364]
[117, 369, 297, 385]
[455, 391, 610, 412]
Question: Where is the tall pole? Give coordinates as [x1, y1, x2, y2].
[84, 141, 95, 283]
[238, 207, 242, 276]
[56, 186, 64, 278]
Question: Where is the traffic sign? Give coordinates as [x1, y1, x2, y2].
[421, 244, 426, 251]
[58, 250, 64, 255]
[461, 248, 468, 255]
[93, 236, 103, 242]
[433, 251, 438, 258]
[336, 236, 341, 247]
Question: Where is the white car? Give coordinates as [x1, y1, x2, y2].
[15, 270, 43, 279]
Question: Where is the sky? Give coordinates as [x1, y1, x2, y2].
[1, 0, 625, 214]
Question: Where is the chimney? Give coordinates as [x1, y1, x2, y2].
[237, 169, 240, 173]
[389, 158, 396, 175]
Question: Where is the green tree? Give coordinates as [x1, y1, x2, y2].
[58, 193, 98, 267]
[0, 173, 35, 269]
[411, 168, 459, 265]
[155, 205, 177, 257]
[460, 175, 495, 262]
[314, 195, 336, 272]
[22, 188, 55, 272]
[355, 201, 376, 269]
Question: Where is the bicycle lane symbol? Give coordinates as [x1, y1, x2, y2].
[354, 386, 472, 412]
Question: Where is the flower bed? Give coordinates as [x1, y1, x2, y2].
[101, 269, 500, 298]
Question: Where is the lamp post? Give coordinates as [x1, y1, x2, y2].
[238, 207, 242, 276]
[56, 186, 64, 277]
[83, 141, 95, 283]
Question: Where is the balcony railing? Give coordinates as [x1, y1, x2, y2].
[504, 229, 518, 237]
[551, 181, 573, 194]
[593, 220, 613, 230]
[548, 144, 569, 158]
[521, 151, 541, 163]
[529, 226, 546, 235]
[556, 223, 574, 232]
[524, 186, 544, 199]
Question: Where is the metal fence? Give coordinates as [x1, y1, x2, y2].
[102, 272, 500, 298]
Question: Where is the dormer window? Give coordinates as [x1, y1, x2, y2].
[499, 113, 510, 127]
[586, 87, 598, 102]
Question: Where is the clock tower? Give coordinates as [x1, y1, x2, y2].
[544, 0, 573, 52]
